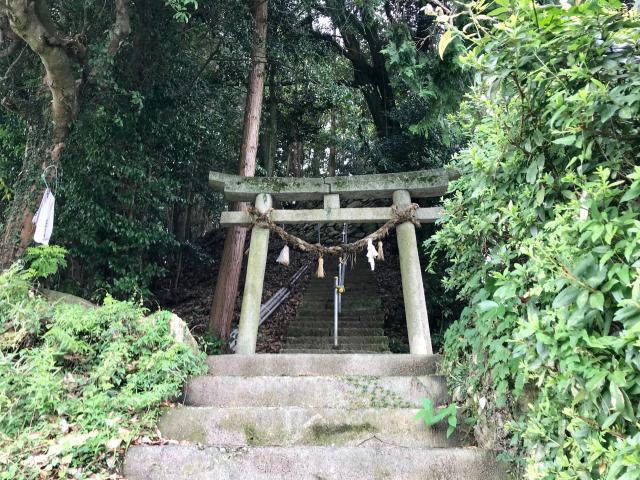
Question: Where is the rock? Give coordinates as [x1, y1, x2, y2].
[40, 289, 96, 308]
[168, 314, 200, 355]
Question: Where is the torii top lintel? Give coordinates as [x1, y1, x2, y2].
[208, 168, 459, 202]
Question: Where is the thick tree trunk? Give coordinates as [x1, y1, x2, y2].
[0, 119, 50, 267]
[208, 0, 268, 340]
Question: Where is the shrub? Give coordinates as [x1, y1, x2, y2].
[0, 250, 206, 479]
[429, 1, 640, 478]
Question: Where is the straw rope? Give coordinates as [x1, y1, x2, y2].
[246, 203, 420, 257]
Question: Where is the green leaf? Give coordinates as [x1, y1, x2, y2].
[487, 6, 509, 16]
[552, 286, 581, 308]
[589, 291, 605, 311]
[610, 382, 625, 412]
[621, 183, 640, 202]
[446, 414, 458, 438]
[602, 412, 620, 429]
[438, 30, 453, 60]
[477, 300, 499, 311]
[552, 135, 576, 146]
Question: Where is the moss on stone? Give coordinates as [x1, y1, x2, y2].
[243, 424, 261, 446]
[309, 422, 376, 443]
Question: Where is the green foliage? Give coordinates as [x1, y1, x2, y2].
[429, 0, 640, 478]
[23, 245, 68, 279]
[0, 259, 206, 479]
[414, 397, 458, 438]
[198, 332, 225, 355]
[165, 0, 199, 22]
[0, 111, 25, 204]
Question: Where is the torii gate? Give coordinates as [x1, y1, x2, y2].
[209, 169, 457, 355]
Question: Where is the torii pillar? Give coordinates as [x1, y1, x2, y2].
[394, 190, 432, 354]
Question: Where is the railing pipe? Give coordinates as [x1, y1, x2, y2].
[334, 275, 339, 348]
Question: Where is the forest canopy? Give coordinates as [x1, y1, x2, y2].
[0, 0, 465, 298]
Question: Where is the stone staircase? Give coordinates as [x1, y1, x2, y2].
[283, 257, 390, 353]
[124, 354, 507, 479]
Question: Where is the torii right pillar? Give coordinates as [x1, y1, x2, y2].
[393, 189, 433, 354]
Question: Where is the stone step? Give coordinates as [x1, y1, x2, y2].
[281, 344, 389, 353]
[303, 290, 380, 303]
[305, 281, 375, 287]
[280, 348, 392, 354]
[297, 306, 381, 315]
[304, 284, 378, 290]
[290, 323, 384, 332]
[206, 354, 440, 376]
[125, 445, 507, 480]
[158, 406, 465, 448]
[300, 298, 381, 307]
[304, 286, 378, 293]
[183, 375, 448, 408]
[294, 310, 384, 322]
[286, 335, 388, 345]
[287, 327, 384, 337]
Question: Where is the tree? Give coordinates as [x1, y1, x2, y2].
[0, 0, 130, 267]
[310, 0, 399, 138]
[209, 0, 269, 340]
[302, 0, 467, 172]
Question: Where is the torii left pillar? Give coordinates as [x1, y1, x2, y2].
[236, 193, 272, 354]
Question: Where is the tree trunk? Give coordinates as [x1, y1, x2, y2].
[208, 0, 268, 340]
[0, 119, 50, 267]
[264, 67, 278, 177]
[287, 139, 302, 177]
[328, 109, 337, 176]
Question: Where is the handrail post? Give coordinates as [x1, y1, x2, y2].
[334, 276, 339, 348]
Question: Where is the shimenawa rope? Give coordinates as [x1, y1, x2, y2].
[247, 203, 420, 257]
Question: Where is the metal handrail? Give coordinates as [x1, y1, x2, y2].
[334, 223, 348, 348]
[229, 264, 308, 352]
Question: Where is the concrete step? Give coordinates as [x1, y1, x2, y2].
[291, 318, 384, 326]
[125, 444, 507, 480]
[287, 327, 384, 337]
[290, 325, 384, 334]
[286, 336, 388, 346]
[300, 298, 381, 308]
[280, 348, 393, 354]
[301, 294, 379, 303]
[281, 344, 389, 353]
[303, 287, 380, 295]
[206, 354, 440, 376]
[183, 375, 449, 408]
[158, 406, 466, 447]
[297, 306, 382, 315]
[293, 314, 384, 321]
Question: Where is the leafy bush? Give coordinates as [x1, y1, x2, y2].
[429, 1, 640, 478]
[414, 397, 458, 439]
[0, 252, 206, 479]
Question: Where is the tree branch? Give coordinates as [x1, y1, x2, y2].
[107, 0, 130, 57]
[5, 0, 81, 141]
[1, 42, 25, 79]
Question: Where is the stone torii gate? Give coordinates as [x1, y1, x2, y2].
[209, 169, 457, 356]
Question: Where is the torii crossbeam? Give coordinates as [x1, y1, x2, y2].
[209, 169, 458, 355]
